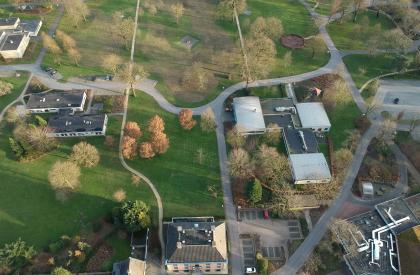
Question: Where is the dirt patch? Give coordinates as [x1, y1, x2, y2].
[281, 34, 305, 49]
[85, 243, 114, 272]
[399, 143, 420, 171]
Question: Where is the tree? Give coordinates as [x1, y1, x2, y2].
[5, 106, 26, 124]
[139, 142, 155, 159]
[265, 17, 284, 40]
[63, 0, 89, 28]
[226, 125, 245, 148]
[200, 107, 216, 132]
[379, 118, 396, 144]
[113, 189, 126, 202]
[245, 34, 277, 79]
[216, 0, 247, 21]
[303, 252, 322, 274]
[70, 142, 100, 168]
[0, 238, 36, 273]
[13, 124, 57, 153]
[383, 29, 412, 51]
[334, 148, 353, 173]
[151, 131, 169, 154]
[249, 178, 262, 205]
[256, 252, 269, 275]
[112, 11, 135, 49]
[255, 145, 290, 186]
[170, 2, 184, 24]
[55, 30, 76, 50]
[41, 32, 61, 65]
[322, 78, 350, 110]
[148, 115, 165, 134]
[51, 267, 72, 275]
[117, 62, 149, 96]
[102, 54, 123, 76]
[329, 0, 342, 22]
[228, 148, 253, 179]
[250, 17, 267, 38]
[119, 200, 151, 231]
[178, 109, 196, 130]
[352, 0, 367, 22]
[330, 218, 362, 255]
[122, 136, 137, 159]
[262, 123, 281, 145]
[0, 80, 13, 96]
[415, 51, 420, 66]
[48, 161, 81, 200]
[309, 35, 325, 58]
[67, 47, 81, 66]
[124, 121, 142, 139]
[281, 51, 293, 71]
[8, 0, 25, 7]
[182, 62, 211, 91]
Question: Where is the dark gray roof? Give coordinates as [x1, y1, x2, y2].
[0, 18, 18, 27]
[48, 114, 107, 133]
[261, 98, 295, 115]
[17, 19, 41, 34]
[27, 90, 86, 109]
[165, 221, 226, 263]
[0, 33, 25, 51]
[283, 128, 318, 154]
[264, 113, 294, 129]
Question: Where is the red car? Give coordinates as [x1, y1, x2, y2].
[263, 210, 269, 219]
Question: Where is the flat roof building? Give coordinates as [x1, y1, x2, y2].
[165, 217, 228, 274]
[288, 153, 331, 184]
[0, 32, 30, 59]
[26, 90, 87, 113]
[0, 18, 19, 30]
[296, 102, 331, 132]
[47, 114, 108, 138]
[233, 96, 266, 135]
[17, 19, 42, 36]
[283, 128, 318, 155]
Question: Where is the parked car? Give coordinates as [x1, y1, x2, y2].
[246, 267, 257, 274]
[393, 98, 400, 104]
[263, 210, 269, 220]
[104, 75, 113, 81]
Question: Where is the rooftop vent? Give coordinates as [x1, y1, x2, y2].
[177, 226, 183, 232]
[298, 130, 308, 152]
[176, 241, 182, 249]
[56, 99, 60, 101]
[9, 40, 13, 44]
[194, 223, 199, 228]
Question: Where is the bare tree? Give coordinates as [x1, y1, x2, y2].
[383, 29, 412, 52]
[216, 0, 247, 21]
[0, 80, 13, 96]
[200, 107, 216, 132]
[226, 125, 245, 148]
[48, 161, 81, 200]
[112, 11, 135, 49]
[228, 148, 253, 179]
[13, 124, 57, 153]
[67, 47, 81, 66]
[330, 218, 362, 255]
[329, 0, 342, 22]
[70, 142, 100, 168]
[55, 30, 76, 50]
[170, 2, 184, 24]
[182, 63, 211, 92]
[41, 32, 61, 65]
[117, 62, 149, 96]
[102, 54, 123, 76]
[245, 34, 277, 79]
[255, 144, 290, 186]
[378, 118, 397, 144]
[63, 0, 89, 28]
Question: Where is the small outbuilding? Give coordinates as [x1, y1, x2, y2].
[295, 102, 331, 132]
[233, 96, 266, 135]
[362, 182, 374, 198]
[289, 153, 331, 184]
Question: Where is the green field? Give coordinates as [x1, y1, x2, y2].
[0, 73, 29, 111]
[343, 53, 418, 88]
[328, 10, 398, 50]
[0, 117, 156, 248]
[126, 92, 224, 219]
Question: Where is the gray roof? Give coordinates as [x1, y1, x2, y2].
[283, 128, 318, 154]
[0, 17, 18, 27]
[27, 90, 86, 109]
[289, 153, 331, 182]
[296, 102, 331, 129]
[0, 33, 25, 51]
[233, 97, 266, 133]
[260, 98, 295, 115]
[48, 114, 107, 134]
[165, 220, 227, 263]
[17, 19, 41, 34]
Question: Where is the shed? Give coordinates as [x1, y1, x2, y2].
[362, 182, 374, 197]
[289, 153, 331, 184]
[295, 102, 331, 132]
[233, 96, 266, 135]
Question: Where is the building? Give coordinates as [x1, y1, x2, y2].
[335, 195, 420, 275]
[283, 128, 318, 155]
[288, 153, 331, 184]
[0, 18, 20, 31]
[0, 32, 30, 59]
[165, 217, 228, 274]
[26, 90, 87, 113]
[232, 96, 266, 135]
[295, 102, 331, 132]
[0, 17, 42, 59]
[47, 114, 108, 137]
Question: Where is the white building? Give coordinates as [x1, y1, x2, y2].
[47, 114, 108, 138]
[0, 32, 30, 59]
[232, 96, 266, 135]
[296, 102, 331, 132]
[288, 153, 332, 184]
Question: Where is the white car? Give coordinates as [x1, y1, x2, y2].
[246, 267, 257, 274]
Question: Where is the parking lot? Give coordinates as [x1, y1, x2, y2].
[374, 80, 420, 120]
[238, 209, 303, 268]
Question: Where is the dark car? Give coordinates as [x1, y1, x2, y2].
[393, 98, 400, 104]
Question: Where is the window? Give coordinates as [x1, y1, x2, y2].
[205, 270, 210, 272]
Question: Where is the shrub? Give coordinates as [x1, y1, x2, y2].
[92, 221, 102, 233]
[249, 178, 262, 205]
[48, 240, 64, 253]
[34, 115, 47, 127]
[178, 109, 196, 130]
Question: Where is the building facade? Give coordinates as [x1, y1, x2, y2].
[47, 114, 108, 138]
[26, 90, 87, 114]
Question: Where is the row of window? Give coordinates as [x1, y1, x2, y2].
[53, 131, 104, 137]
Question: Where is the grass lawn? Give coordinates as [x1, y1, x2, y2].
[126, 92, 224, 219]
[0, 72, 29, 111]
[0, 116, 156, 248]
[343, 53, 418, 88]
[327, 10, 398, 50]
[307, 0, 352, 16]
[234, 0, 330, 77]
[327, 98, 362, 150]
[101, 233, 131, 271]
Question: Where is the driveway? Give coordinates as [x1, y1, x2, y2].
[374, 80, 420, 120]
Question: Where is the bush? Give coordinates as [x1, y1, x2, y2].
[48, 240, 64, 253]
[92, 221, 102, 233]
[34, 115, 48, 127]
[257, 254, 269, 275]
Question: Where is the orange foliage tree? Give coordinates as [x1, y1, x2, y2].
[178, 108, 196, 130]
[122, 136, 137, 159]
[124, 121, 142, 139]
[139, 142, 155, 159]
[151, 131, 169, 154]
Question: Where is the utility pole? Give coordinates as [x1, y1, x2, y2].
[232, 1, 252, 88]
